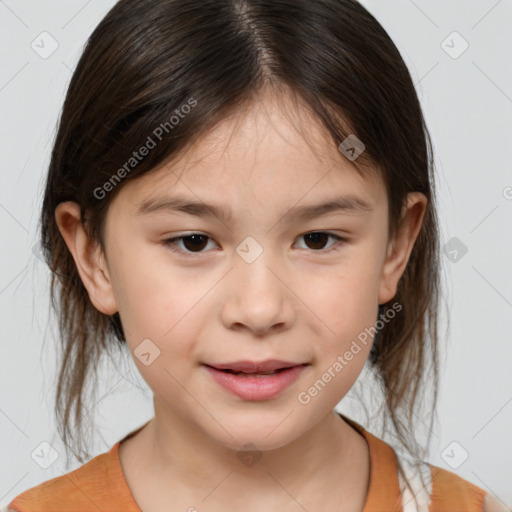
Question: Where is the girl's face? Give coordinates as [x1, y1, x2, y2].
[71, 90, 426, 451]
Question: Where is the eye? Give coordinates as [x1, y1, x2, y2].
[162, 234, 217, 255]
[162, 231, 347, 257]
[294, 232, 347, 252]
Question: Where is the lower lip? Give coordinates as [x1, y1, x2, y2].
[204, 364, 307, 401]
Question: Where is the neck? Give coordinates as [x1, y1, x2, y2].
[139, 401, 368, 508]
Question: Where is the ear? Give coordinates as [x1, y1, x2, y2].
[378, 192, 428, 305]
[54, 201, 118, 315]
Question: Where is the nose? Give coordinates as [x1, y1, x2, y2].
[220, 254, 296, 336]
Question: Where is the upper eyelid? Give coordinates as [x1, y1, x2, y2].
[165, 231, 343, 242]
[163, 231, 346, 253]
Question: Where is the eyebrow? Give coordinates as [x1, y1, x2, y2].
[136, 194, 373, 222]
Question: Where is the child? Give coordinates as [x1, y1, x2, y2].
[5, 0, 509, 511]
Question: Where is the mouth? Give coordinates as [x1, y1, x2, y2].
[203, 362, 309, 401]
[205, 359, 307, 374]
[216, 368, 291, 376]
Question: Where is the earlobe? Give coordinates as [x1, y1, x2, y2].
[54, 201, 118, 315]
[378, 192, 428, 305]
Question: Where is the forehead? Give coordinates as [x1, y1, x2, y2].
[111, 89, 385, 215]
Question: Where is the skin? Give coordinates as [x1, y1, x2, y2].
[55, 88, 427, 511]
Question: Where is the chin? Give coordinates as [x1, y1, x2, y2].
[203, 411, 306, 452]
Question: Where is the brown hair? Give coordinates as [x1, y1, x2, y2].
[40, 0, 443, 500]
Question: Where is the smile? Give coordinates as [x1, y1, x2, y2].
[203, 364, 308, 401]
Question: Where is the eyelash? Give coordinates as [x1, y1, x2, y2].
[161, 232, 347, 257]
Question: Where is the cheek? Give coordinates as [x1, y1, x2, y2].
[116, 269, 207, 394]
[109, 242, 205, 347]
[295, 262, 378, 397]
[299, 261, 379, 340]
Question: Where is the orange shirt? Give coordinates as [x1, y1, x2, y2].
[7, 414, 487, 512]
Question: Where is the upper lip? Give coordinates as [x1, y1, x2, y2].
[205, 359, 306, 373]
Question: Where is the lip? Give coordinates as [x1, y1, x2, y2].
[203, 363, 308, 401]
[206, 359, 303, 373]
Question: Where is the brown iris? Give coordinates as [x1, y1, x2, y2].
[181, 235, 209, 252]
[303, 233, 330, 250]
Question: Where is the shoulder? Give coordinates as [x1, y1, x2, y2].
[429, 465, 511, 512]
[430, 464, 484, 493]
[5, 446, 113, 512]
[482, 493, 512, 512]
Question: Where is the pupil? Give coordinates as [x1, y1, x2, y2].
[306, 233, 327, 250]
[184, 235, 208, 252]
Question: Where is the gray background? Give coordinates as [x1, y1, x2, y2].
[0, 0, 511, 507]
